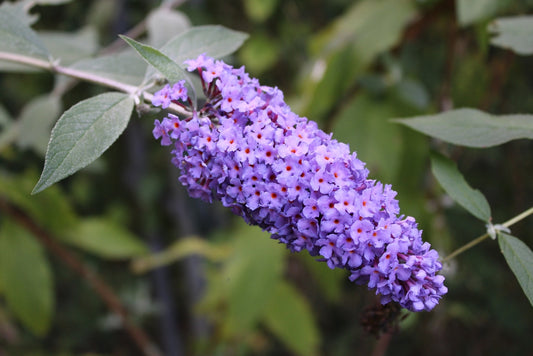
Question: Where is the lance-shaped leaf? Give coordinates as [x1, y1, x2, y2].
[0, 1, 49, 59]
[393, 108, 533, 148]
[158, 25, 248, 68]
[0, 220, 54, 336]
[67, 50, 147, 86]
[489, 16, 533, 56]
[61, 218, 148, 259]
[263, 281, 320, 356]
[32, 92, 134, 194]
[223, 223, 284, 334]
[431, 152, 491, 222]
[40, 27, 99, 66]
[17, 94, 62, 156]
[120, 35, 197, 107]
[147, 8, 190, 48]
[143, 25, 248, 86]
[456, 0, 505, 26]
[498, 232, 533, 307]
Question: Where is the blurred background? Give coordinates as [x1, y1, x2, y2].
[0, 0, 532, 355]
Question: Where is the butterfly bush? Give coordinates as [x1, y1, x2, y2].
[152, 54, 447, 312]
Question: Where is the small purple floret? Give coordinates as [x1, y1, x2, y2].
[152, 54, 447, 312]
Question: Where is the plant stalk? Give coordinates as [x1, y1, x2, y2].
[443, 206, 533, 262]
[0, 51, 191, 117]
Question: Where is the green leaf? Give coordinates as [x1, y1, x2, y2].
[40, 27, 99, 66]
[498, 232, 533, 307]
[16, 94, 62, 156]
[62, 218, 148, 259]
[0, 170, 78, 235]
[456, 0, 508, 26]
[0, 220, 54, 336]
[302, 0, 416, 121]
[157, 25, 248, 67]
[430, 152, 491, 222]
[147, 8, 190, 48]
[489, 16, 533, 56]
[120, 35, 197, 105]
[0, 1, 49, 59]
[393, 108, 533, 147]
[239, 33, 280, 75]
[311, 0, 416, 60]
[332, 93, 404, 182]
[393, 79, 430, 110]
[132, 236, 230, 273]
[263, 281, 320, 356]
[297, 252, 344, 303]
[33, 92, 134, 194]
[67, 50, 147, 86]
[223, 223, 285, 334]
[0, 1, 38, 26]
[243, 0, 279, 23]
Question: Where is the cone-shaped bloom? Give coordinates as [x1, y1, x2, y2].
[152, 55, 447, 312]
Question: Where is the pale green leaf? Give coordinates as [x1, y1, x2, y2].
[394, 79, 430, 110]
[332, 94, 404, 182]
[17, 94, 62, 156]
[157, 25, 248, 67]
[456, 0, 508, 26]
[67, 50, 147, 86]
[498, 232, 533, 307]
[33, 92, 134, 194]
[132, 236, 230, 273]
[0, 221, 54, 336]
[311, 0, 415, 60]
[239, 33, 280, 75]
[147, 8, 190, 48]
[120, 35, 196, 105]
[0, 1, 49, 59]
[430, 152, 491, 221]
[303, 0, 416, 120]
[0, 170, 78, 235]
[489, 16, 533, 55]
[223, 223, 285, 334]
[40, 27, 99, 66]
[244, 0, 279, 23]
[393, 108, 533, 147]
[0, 1, 38, 26]
[297, 252, 344, 303]
[263, 282, 320, 356]
[62, 218, 148, 259]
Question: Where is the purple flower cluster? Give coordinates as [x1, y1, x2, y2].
[152, 54, 447, 312]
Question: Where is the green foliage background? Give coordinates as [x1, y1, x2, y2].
[0, 0, 532, 355]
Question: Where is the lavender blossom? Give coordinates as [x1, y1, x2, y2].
[151, 55, 447, 312]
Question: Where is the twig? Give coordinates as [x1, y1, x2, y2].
[0, 199, 161, 356]
[371, 332, 393, 356]
[443, 206, 533, 262]
[0, 51, 190, 117]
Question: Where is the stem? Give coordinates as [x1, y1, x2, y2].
[0, 51, 191, 117]
[443, 206, 533, 263]
[0, 199, 161, 356]
[442, 233, 490, 263]
[502, 206, 533, 228]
